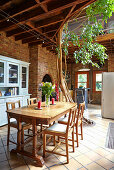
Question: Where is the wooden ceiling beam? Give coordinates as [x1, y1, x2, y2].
[35, 0, 48, 12]
[15, 32, 35, 41]
[28, 1, 84, 22]
[42, 22, 62, 34]
[97, 33, 114, 42]
[42, 44, 56, 48]
[52, 3, 77, 38]
[53, 0, 96, 39]
[46, 31, 56, 37]
[0, 0, 11, 7]
[0, 0, 51, 22]
[22, 36, 44, 44]
[26, 21, 56, 45]
[6, 27, 33, 37]
[43, 28, 58, 34]
[0, 1, 91, 33]
[28, 40, 45, 47]
[35, 13, 65, 28]
[0, 1, 12, 10]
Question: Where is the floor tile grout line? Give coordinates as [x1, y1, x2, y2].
[94, 160, 110, 170]
[1, 137, 12, 170]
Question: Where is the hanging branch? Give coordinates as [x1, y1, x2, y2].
[60, 0, 114, 68]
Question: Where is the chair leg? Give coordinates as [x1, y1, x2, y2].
[80, 122, 83, 140]
[43, 133, 46, 158]
[66, 136, 69, 164]
[53, 135, 56, 146]
[72, 130, 75, 152]
[76, 124, 79, 147]
[58, 136, 60, 142]
[7, 124, 10, 146]
[40, 124, 43, 138]
[21, 128, 24, 150]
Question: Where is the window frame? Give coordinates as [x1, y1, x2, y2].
[75, 71, 89, 88]
[93, 71, 103, 92]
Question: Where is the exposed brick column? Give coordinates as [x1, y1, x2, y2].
[29, 44, 57, 100]
[29, 45, 39, 98]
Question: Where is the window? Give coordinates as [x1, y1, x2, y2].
[96, 74, 102, 91]
[93, 71, 103, 92]
[75, 72, 89, 88]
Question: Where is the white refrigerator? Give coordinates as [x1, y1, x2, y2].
[102, 72, 114, 119]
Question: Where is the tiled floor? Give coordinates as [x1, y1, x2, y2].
[0, 104, 114, 170]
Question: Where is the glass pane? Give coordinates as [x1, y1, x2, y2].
[96, 82, 102, 91]
[96, 74, 102, 82]
[78, 83, 87, 88]
[22, 67, 26, 88]
[0, 62, 4, 83]
[9, 64, 18, 83]
[78, 74, 87, 82]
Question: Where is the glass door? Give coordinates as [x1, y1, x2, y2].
[8, 62, 19, 86]
[0, 62, 4, 84]
[22, 67, 27, 88]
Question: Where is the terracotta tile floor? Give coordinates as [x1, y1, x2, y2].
[0, 104, 114, 170]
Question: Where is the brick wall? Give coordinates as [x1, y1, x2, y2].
[29, 45, 39, 97]
[29, 45, 57, 99]
[108, 53, 114, 72]
[0, 32, 29, 62]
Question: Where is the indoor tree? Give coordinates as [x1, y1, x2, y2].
[57, 0, 114, 68]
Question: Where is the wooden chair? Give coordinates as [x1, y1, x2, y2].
[58, 102, 85, 147]
[28, 98, 37, 105]
[43, 105, 77, 164]
[6, 101, 32, 146]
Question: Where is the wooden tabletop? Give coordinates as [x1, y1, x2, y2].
[7, 102, 76, 124]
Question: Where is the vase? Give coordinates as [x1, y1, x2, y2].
[45, 95, 50, 107]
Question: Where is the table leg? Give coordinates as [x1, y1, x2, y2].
[32, 118, 44, 166]
[17, 117, 22, 151]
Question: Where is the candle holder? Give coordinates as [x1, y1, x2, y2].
[34, 107, 42, 110]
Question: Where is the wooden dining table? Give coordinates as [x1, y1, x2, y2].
[7, 101, 76, 167]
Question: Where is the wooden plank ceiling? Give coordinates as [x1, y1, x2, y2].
[0, 0, 95, 53]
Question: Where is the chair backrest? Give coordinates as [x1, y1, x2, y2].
[66, 105, 77, 133]
[6, 100, 21, 111]
[77, 102, 85, 122]
[28, 98, 37, 105]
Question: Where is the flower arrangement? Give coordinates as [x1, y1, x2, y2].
[39, 82, 55, 96]
[39, 82, 55, 106]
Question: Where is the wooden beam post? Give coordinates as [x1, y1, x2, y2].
[58, 27, 63, 82]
